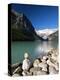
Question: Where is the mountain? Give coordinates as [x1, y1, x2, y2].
[35, 29, 58, 40]
[11, 10, 58, 41]
[48, 30, 58, 40]
[11, 10, 36, 41]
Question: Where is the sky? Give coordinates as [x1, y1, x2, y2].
[11, 4, 58, 30]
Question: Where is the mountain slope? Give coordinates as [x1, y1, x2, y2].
[48, 31, 58, 40]
[11, 10, 36, 41]
[35, 29, 58, 40]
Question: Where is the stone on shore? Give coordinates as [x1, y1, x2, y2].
[11, 48, 59, 76]
[30, 67, 47, 75]
[47, 48, 59, 74]
[22, 59, 31, 71]
[13, 73, 20, 77]
[38, 63, 47, 72]
[13, 66, 22, 75]
[38, 56, 48, 72]
[22, 70, 32, 76]
[33, 59, 40, 67]
[22, 53, 31, 71]
[49, 66, 58, 74]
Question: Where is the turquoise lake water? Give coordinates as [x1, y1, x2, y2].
[11, 40, 58, 64]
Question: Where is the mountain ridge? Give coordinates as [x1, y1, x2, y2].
[36, 29, 58, 40]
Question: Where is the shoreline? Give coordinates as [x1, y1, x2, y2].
[8, 48, 59, 76]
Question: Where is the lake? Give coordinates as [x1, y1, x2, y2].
[11, 40, 58, 64]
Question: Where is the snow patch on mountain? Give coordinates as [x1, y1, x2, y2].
[35, 28, 58, 40]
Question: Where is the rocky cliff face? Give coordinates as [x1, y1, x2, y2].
[48, 31, 58, 40]
[11, 10, 36, 41]
[36, 29, 58, 41]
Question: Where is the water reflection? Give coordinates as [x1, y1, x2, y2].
[34, 41, 58, 58]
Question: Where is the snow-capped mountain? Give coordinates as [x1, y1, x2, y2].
[35, 28, 58, 40]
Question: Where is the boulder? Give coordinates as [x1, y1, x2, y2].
[30, 67, 46, 75]
[33, 59, 40, 67]
[22, 59, 31, 71]
[49, 66, 58, 74]
[38, 56, 48, 72]
[22, 53, 31, 71]
[47, 58, 59, 74]
[22, 70, 32, 76]
[38, 62, 47, 72]
[13, 73, 20, 77]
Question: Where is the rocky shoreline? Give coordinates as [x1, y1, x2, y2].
[9, 48, 59, 76]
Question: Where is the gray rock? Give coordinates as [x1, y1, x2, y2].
[13, 66, 22, 75]
[49, 66, 58, 74]
[38, 62, 47, 72]
[22, 70, 32, 76]
[33, 59, 40, 67]
[13, 73, 20, 77]
[22, 53, 31, 71]
[30, 67, 47, 75]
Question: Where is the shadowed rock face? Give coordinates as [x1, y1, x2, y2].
[11, 10, 36, 41]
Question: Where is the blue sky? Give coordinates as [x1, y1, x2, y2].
[11, 4, 58, 30]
